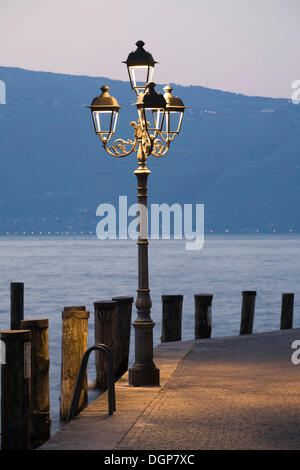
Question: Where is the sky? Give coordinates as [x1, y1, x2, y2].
[0, 0, 299, 98]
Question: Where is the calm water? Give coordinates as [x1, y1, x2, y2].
[0, 234, 300, 434]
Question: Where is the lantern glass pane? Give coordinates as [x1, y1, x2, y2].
[165, 111, 183, 135]
[112, 111, 118, 133]
[144, 108, 165, 133]
[92, 111, 101, 133]
[92, 110, 118, 141]
[137, 108, 144, 128]
[129, 66, 154, 95]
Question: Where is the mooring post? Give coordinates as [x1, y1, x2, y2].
[194, 294, 213, 339]
[0, 330, 31, 450]
[94, 300, 117, 389]
[60, 306, 90, 421]
[21, 319, 51, 448]
[161, 295, 183, 343]
[240, 291, 256, 335]
[10, 282, 24, 330]
[280, 293, 294, 330]
[112, 296, 134, 381]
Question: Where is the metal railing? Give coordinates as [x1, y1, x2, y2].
[67, 343, 116, 422]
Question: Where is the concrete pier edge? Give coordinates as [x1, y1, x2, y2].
[41, 329, 300, 450]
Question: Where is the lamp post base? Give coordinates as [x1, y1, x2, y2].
[129, 364, 160, 387]
[128, 320, 160, 386]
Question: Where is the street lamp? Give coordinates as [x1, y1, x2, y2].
[88, 41, 186, 386]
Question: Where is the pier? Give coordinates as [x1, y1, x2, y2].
[41, 328, 300, 450]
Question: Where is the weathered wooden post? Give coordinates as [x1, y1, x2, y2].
[194, 294, 213, 339]
[21, 319, 50, 448]
[161, 295, 183, 343]
[112, 296, 134, 381]
[240, 291, 256, 335]
[60, 306, 90, 421]
[280, 293, 294, 330]
[94, 300, 117, 389]
[10, 282, 24, 330]
[1, 330, 31, 450]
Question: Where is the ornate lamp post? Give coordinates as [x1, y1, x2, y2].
[88, 41, 186, 386]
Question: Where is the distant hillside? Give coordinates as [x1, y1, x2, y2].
[0, 66, 299, 234]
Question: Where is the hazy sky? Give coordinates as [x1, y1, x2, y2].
[0, 0, 299, 98]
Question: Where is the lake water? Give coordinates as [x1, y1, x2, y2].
[0, 234, 300, 435]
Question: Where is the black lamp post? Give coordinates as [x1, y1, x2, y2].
[88, 41, 186, 386]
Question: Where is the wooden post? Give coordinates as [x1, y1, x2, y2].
[1, 330, 31, 450]
[94, 301, 117, 389]
[10, 282, 24, 330]
[112, 296, 134, 381]
[60, 306, 90, 421]
[194, 294, 213, 339]
[161, 295, 183, 343]
[280, 293, 294, 330]
[21, 319, 50, 448]
[240, 291, 256, 335]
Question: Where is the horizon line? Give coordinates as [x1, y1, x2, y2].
[0, 64, 290, 102]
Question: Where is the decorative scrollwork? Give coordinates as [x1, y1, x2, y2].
[101, 121, 172, 159]
[141, 131, 153, 156]
[151, 138, 170, 157]
[105, 137, 137, 157]
[103, 121, 139, 158]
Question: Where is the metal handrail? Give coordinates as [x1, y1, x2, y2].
[67, 343, 116, 422]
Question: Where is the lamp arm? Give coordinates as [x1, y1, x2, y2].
[151, 137, 170, 157]
[103, 121, 138, 158]
[157, 132, 177, 143]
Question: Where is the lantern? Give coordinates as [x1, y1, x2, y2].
[124, 41, 157, 96]
[88, 85, 120, 142]
[161, 86, 186, 140]
[135, 82, 166, 139]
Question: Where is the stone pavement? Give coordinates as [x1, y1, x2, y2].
[41, 329, 300, 450]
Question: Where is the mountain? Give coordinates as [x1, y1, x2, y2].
[0, 66, 299, 234]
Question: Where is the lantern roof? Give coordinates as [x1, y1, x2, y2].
[124, 41, 158, 67]
[163, 86, 187, 111]
[134, 82, 166, 109]
[88, 85, 121, 110]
